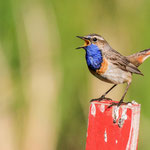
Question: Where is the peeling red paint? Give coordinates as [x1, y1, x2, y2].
[86, 100, 140, 150]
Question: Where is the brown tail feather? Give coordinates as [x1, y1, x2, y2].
[126, 49, 150, 67]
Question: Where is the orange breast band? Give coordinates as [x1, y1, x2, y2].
[96, 58, 108, 74]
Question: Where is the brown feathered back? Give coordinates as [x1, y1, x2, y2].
[104, 48, 143, 75]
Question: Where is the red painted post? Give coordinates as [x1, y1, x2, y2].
[86, 100, 141, 150]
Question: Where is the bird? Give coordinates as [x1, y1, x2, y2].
[76, 33, 150, 107]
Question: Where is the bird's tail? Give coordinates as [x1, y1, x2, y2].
[127, 48, 150, 67]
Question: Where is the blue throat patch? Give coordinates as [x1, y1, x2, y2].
[84, 44, 103, 70]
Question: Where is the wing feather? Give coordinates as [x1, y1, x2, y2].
[104, 49, 143, 75]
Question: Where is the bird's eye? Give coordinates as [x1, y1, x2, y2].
[93, 37, 97, 42]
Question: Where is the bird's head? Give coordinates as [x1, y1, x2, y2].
[76, 34, 107, 50]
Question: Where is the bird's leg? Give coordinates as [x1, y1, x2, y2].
[117, 82, 131, 106]
[108, 82, 131, 108]
[90, 84, 117, 102]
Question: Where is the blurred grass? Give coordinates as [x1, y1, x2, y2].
[0, 0, 150, 150]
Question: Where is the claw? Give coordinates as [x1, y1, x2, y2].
[107, 101, 131, 109]
[107, 102, 118, 108]
[90, 96, 112, 103]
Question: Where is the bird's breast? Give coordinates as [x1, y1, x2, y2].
[90, 60, 132, 84]
[96, 58, 108, 74]
[85, 45, 103, 71]
[86, 51, 108, 75]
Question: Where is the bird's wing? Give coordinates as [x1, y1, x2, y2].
[104, 49, 143, 75]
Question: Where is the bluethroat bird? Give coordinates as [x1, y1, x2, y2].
[76, 34, 150, 107]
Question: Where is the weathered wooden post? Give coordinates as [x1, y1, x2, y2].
[86, 100, 141, 150]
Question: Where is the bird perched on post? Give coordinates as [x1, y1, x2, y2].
[76, 33, 150, 107]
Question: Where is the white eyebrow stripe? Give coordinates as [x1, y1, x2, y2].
[96, 36, 104, 41]
[86, 35, 105, 41]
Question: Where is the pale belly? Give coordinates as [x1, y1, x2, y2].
[89, 63, 132, 84]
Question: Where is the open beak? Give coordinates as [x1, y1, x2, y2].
[76, 36, 91, 49]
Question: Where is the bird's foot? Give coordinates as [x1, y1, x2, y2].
[90, 96, 112, 103]
[108, 100, 131, 109]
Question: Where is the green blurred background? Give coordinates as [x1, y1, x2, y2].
[0, 0, 150, 149]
